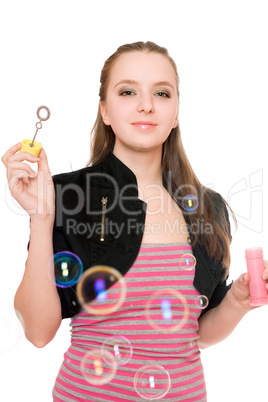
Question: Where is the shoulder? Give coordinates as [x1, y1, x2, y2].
[52, 162, 104, 186]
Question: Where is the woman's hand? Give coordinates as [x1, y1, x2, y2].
[1, 142, 55, 221]
[229, 260, 268, 312]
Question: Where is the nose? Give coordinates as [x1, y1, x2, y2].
[137, 93, 155, 114]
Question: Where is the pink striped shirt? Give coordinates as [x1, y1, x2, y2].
[53, 243, 207, 401]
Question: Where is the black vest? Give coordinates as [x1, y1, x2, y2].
[51, 152, 232, 319]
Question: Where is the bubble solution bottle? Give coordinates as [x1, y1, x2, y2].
[245, 247, 268, 306]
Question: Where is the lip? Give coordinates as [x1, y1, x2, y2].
[132, 121, 157, 129]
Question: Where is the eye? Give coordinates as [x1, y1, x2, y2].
[155, 91, 170, 98]
[119, 90, 136, 96]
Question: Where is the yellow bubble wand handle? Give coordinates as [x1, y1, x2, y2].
[20, 106, 50, 157]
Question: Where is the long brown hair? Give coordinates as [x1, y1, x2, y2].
[88, 41, 236, 278]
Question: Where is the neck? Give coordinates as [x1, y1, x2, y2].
[113, 145, 163, 189]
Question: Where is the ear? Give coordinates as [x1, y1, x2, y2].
[100, 101, 110, 125]
[172, 108, 179, 129]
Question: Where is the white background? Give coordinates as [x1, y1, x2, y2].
[0, 1, 267, 401]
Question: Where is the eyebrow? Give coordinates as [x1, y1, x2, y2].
[114, 79, 175, 90]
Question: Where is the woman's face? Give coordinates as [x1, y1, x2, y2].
[100, 51, 179, 154]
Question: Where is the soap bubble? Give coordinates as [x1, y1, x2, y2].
[145, 289, 189, 333]
[182, 195, 199, 212]
[14, 309, 25, 332]
[134, 365, 171, 400]
[178, 254, 196, 271]
[0, 306, 25, 353]
[80, 349, 117, 385]
[76, 265, 126, 316]
[195, 295, 209, 309]
[101, 335, 133, 365]
[48, 251, 83, 288]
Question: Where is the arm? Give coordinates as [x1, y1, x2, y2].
[197, 262, 268, 349]
[14, 217, 62, 348]
[2, 143, 62, 347]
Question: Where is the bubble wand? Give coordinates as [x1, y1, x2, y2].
[19, 105, 50, 157]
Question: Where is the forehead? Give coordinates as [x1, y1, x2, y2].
[108, 51, 177, 88]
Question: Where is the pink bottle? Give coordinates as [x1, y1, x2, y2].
[245, 247, 268, 306]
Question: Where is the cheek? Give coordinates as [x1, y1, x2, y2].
[158, 99, 178, 118]
[107, 104, 130, 134]
[164, 107, 178, 126]
[109, 100, 132, 121]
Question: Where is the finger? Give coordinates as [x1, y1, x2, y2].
[239, 273, 251, 297]
[4, 152, 40, 181]
[36, 148, 51, 175]
[237, 273, 249, 288]
[8, 151, 40, 164]
[9, 169, 37, 182]
[262, 261, 268, 280]
[21, 176, 31, 185]
[8, 170, 33, 195]
[1, 142, 22, 167]
[7, 162, 37, 180]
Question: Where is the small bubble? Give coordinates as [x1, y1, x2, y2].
[182, 195, 199, 212]
[101, 335, 133, 365]
[48, 251, 83, 288]
[179, 254, 196, 271]
[134, 365, 171, 400]
[196, 295, 209, 309]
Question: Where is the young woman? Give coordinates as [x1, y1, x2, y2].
[2, 41, 268, 402]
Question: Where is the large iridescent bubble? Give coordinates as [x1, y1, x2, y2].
[80, 348, 117, 385]
[76, 265, 126, 316]
[145, 289, 189, 333]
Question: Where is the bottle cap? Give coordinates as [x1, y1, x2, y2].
[245, 247, 263, 259]
[19, 139, 42, 157]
